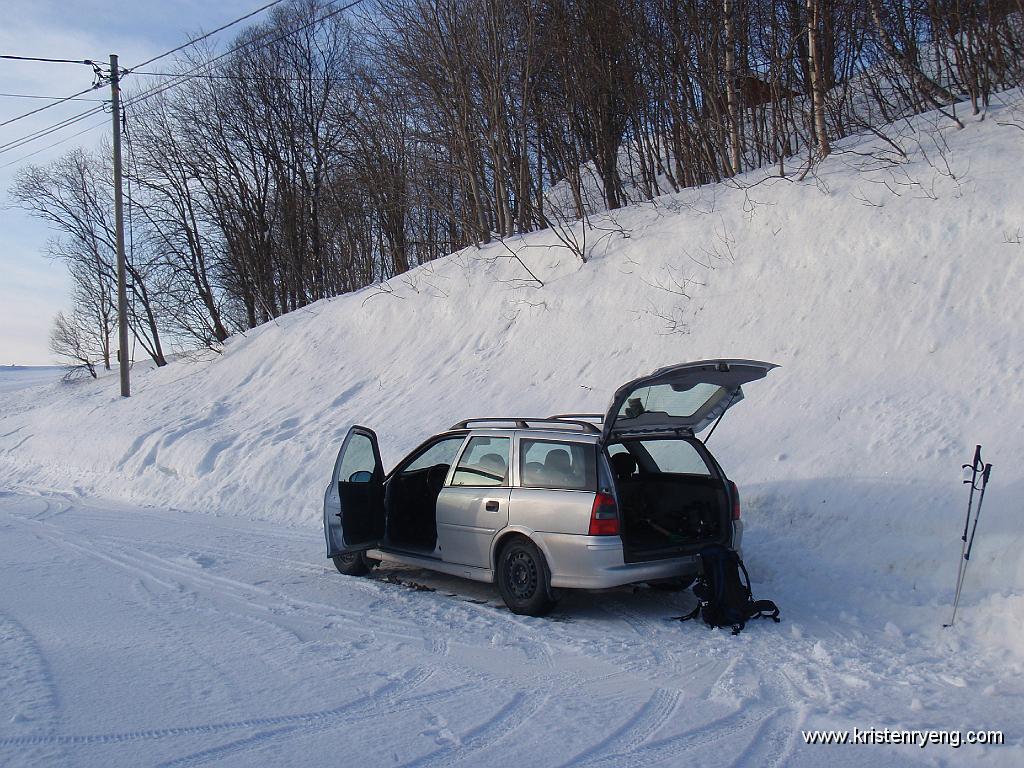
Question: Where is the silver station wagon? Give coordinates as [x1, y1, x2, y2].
[324, 359, 777, 615]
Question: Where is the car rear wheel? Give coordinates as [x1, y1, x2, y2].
[497, 538, 556, 616]
[332, 552, 377, 576]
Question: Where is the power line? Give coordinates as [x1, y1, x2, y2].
[0, 54, 98, 65]
[123, 0, 367, 109]
[0, 115, 108, 169]
[130, 69, 353, 82]
[0, 105, 106, 154]
[0, 0, 367, 166]
[0, 91, 105, 102]
[0, 84, 104, 128]
[1, 0, 292, 131]
[0, 0, 284, 144]
[128, 0, 291, 71]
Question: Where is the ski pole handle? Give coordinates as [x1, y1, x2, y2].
[964, 463, 993, 562]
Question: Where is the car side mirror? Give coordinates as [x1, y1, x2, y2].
[348, 470, 373, 483]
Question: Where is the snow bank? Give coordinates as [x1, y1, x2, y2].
[2, 96, 1022, 654]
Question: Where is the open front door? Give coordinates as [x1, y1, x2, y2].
[324, 426, 386, 557]
[602, 359, 777, 443]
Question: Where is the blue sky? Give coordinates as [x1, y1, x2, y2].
[0, 1, 268, 364]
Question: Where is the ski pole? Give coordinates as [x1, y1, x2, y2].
[946, 459, 993, 627]
[947, 446, 982, 625]
[964, 463, 993, 562]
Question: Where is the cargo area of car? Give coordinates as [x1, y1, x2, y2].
[606, 439, 732, 563]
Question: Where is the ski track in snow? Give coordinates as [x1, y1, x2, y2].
[0, 490, 1020, 767]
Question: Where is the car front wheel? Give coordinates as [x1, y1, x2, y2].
[497, 538, 556, 616]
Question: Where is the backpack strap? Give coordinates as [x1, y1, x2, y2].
[737, 556, 754, 601]
[749, 599, 781, 623]
[674, 603, 702, 622]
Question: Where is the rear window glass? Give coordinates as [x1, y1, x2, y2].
[520, 439, 597, 490]
[617, 382, 726, 420]
[638, 439, 712, 476]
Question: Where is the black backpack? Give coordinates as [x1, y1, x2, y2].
[679, 544, 780, 635]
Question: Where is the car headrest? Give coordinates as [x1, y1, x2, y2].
[479, 452, 507, 472]
[544, 449, 572, 472]
[610, 452, 637, 479]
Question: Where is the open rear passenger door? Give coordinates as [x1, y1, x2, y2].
[324, 426, 386, 557]
[602, 359, 777, 443]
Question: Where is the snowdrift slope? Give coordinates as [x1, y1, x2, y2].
[2, 100, 1023, 654]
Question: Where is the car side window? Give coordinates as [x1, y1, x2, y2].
[451, 437, 510, 487]
[520, 439, 597, 490]
[401, 436, 467, 475]
[337, 433, 377, 483]
[641, 439, 713, 476]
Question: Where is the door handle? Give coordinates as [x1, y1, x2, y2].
[485, 500, 500, 512]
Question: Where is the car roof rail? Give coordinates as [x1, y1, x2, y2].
[448, 417, 600, 434]
[548, 413, 604, 423]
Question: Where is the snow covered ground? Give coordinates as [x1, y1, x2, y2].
[0, 367, 63, 395]
[0, 489, 1019, 767]
[2, 97, 1023, 765]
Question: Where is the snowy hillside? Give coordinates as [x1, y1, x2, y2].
[1, 101, 1022, 628]
[3, 97, 1024, 766]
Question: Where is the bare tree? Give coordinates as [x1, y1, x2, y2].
[50, 310, 99, 378]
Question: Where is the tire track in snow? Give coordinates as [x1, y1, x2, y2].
[427, 636, 449, 657]
[0, 667, 448, 751]
[127, 578, 243, 697]
[104, 532, 562, 673]
[13, 511, 586, 702]
[154, 668, 451, 768]
[106, 541, 310, 651]
[570, 699, 778, 768]
[400, 689, 552, 768]
[726, 708, 799, 768]
[94, 521, 648, 679]
[0, 609, 67, 766]
[557, 687, 682, 768]
[597, 599, 676, 676]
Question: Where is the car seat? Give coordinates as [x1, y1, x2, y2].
[543, 449, 573, 485]
[478, 452, 508, 483]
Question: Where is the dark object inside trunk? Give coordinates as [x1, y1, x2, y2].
[614, 468, 731, 563]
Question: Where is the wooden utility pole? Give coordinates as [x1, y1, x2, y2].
[109, 54, 130, 397]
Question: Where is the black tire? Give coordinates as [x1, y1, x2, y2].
[332, 552, 377, 576]
[497, 537, 556, 616]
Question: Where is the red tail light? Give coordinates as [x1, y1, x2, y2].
[589, 492, 620, 536]
[729, 481, 741, 520]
